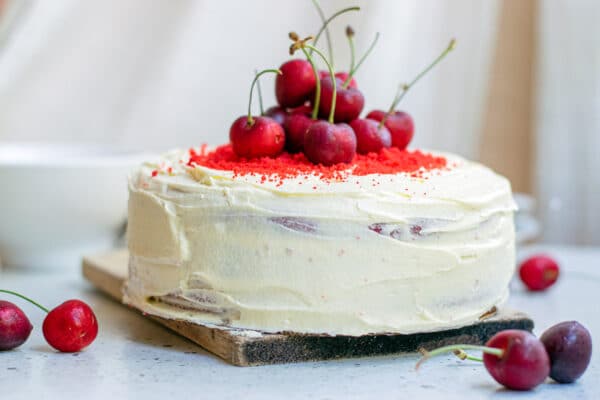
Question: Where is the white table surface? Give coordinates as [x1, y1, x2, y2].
[1, 244, 598, 400]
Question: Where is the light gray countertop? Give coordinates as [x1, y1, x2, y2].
[1, 245, 598, 400]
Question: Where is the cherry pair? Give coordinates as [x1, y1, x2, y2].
[0, 290, 98, 353]
[417, 321, 592, 391]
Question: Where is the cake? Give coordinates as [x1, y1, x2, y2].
[124, 144, 516, 336]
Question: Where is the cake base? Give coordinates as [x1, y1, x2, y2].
[82, 250, 533, 366]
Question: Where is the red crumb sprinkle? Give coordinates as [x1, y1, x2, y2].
[187, 144, 447, 183]
[151, 170, 158, 177]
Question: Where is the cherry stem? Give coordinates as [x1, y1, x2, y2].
[311, 0, 333, 69]
[300, 47, 321, 120]
[247, 69, 281, 126]
[416, 344, 503, 370]
[346, 26, 356, 82]
[343, 31, 379, 89]
[304, 43, 336, 123]
[0, 289, 50, 313]
[453, 349, 484, 362]
[379, 38, 456, 128]
[310, 6, 361, 66]
[254, 69, 265, 116]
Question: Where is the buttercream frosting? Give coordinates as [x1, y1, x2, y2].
[124, 147, 516, 336]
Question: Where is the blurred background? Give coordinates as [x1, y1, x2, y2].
[0, 0, 598, 249]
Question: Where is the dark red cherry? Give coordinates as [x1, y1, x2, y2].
[334, 71, 358, 88]
[289, 103, 313, 116]
[319, 70, 358, 89]
[283, 114, 313, 153]
[229, 116, 285, 158]
[540, 321, 592, 383]
[0, 301, 33, 351]
[319, 77, 364, 123]
[350, 118, 391, 154]
[366, 110, 414, 150]
[483, 330, 550, 391]
[275, 59, 316, 108]
[264, 106, 287, 125]
[303, 120, 356, 165]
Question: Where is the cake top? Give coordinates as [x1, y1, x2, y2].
[135, 145, 515, 214]
[146, 143, 455, 190]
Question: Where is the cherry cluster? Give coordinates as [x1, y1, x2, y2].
[229, 6, 454, 166]
[0, 290, 98, 353]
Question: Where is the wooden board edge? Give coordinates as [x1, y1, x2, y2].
[82, 257, 124, 301]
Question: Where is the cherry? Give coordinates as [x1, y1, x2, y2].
[230, 69, 285, 158]
[317, 28, 379, 123]
[275, 59, 316, 108]
[366, 110, 414, 150]
[264, 106, 287, 125]
[319, 76, 364, 123]
[519, 254, 559, 291]
[283, 113, 313, 153]
[304, 120, 356, 165]
[0, 289, 98, 353]
[335, 72, 357, 88]
[289, 35, 357, 165]
[483, 330, 550, 390]
[230, 116, 285, 158]
[540, 321, 592, 383]
[417, 330, 550, 391]
[0, 300, 33, 351]
[289, 103, 313, 116]
[320, 70, 358, 89]
[350, 118, 391, 154]
[43, 300, 98, 353]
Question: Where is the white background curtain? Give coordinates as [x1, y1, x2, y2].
[0, 0, 499, 157]
[535, 1, 600, 245]
[4, 0, 598, 245]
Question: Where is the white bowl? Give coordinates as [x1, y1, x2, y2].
[0, 143, 149, 270]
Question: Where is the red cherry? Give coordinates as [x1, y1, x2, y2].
[319, 77, 364, 123]
[0, 300, 33, 351]
[43, 300, 98, 353]
[229, 116, 285, 158]
[483, 330, 550, 391]
[264, 106, 287, 125]
[284, 113, 313, 153]
[288, 103, 313, 116]
[335, 72, 358, 89]
[319, 70, 358, 89]
[366, 110, 414, 150]
[349, 118, 392, 154]
[275, 59, 316, 108]
[304, 120, 356, 165]
[519, 255, 559, 291]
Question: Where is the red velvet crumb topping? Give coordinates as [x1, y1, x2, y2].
[186, 144, 447, 184]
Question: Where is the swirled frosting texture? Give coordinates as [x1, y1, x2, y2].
[124, 148, 516, 336]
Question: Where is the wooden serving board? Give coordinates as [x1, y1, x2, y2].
[82, 250, 533, 367]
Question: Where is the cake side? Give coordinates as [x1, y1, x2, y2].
[124, 146, 516, 336]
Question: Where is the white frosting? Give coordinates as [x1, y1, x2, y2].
[124, 148, 517, 336]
